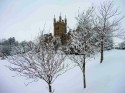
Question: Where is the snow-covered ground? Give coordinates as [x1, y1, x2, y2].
[0, 49, 125, 93]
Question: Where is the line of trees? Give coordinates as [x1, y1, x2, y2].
[64, 0, 124, 89]
[4, 1, 125, 93]
[0, 37, 35, 58]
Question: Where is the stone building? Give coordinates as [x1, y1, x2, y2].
[44, 15, 70, 45]
[53, 15, 70, 45]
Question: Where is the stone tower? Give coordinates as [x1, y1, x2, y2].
[53, 15, 67, 45]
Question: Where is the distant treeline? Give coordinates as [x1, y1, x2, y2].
[0, 37, 33, 58]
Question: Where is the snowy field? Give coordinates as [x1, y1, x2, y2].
[0, 49, 125, 93]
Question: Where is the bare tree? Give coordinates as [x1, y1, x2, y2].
[68, 7, 96, 88]
[7, 31, 68, 93]
[93, 1, 124, 63]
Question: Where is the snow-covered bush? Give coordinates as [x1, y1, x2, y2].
[119, 41, 125, 49]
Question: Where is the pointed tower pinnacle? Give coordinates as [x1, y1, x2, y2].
[65, 15, 67, 25]
[59, 12, 62, 22]
[54, 15, 56, 23]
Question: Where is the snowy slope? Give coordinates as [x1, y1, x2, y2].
[0, 49, 125, 93]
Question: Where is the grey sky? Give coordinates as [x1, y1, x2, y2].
[0, 0, 125, 42]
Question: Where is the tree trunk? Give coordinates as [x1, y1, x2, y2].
[83, 54, 86, 88]
[100, 36, 104, 63]
[48, 83, 52, 93]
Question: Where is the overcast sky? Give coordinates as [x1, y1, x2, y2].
[0, 0, 125, 42]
